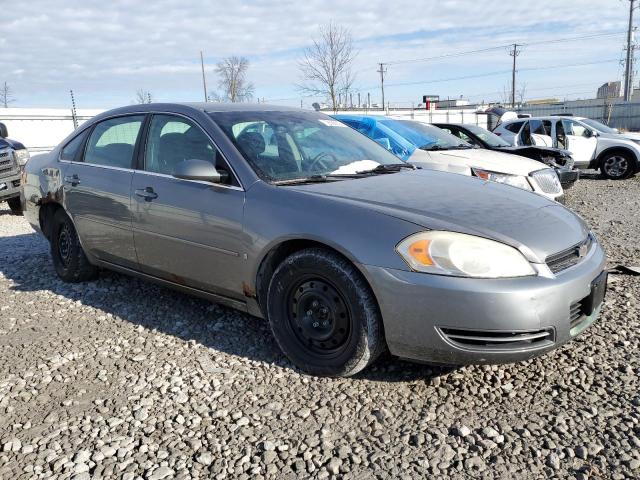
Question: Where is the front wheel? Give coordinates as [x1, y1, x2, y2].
[601, 152, 635, 180]
[267, 248, 385, 377]
[50, 209, 98, 282]
[6, 197, 22, 215]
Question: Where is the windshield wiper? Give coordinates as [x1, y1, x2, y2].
[420, 144, 448, 151]
[451, 144, 474, 149]
[272, 175, 331, 185]
[355, 163, 417, 175]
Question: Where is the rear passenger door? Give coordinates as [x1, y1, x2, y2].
[130, 114, 245, 299]
[64, 115, 144, 268]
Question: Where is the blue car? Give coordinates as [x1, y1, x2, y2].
[333, 115, 565, 202]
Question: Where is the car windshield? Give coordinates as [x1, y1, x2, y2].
[462, 124, 511, 147]
[389, 120, 471, 149]
[580, 118, 618, 134]
[210, 111, 402, 182]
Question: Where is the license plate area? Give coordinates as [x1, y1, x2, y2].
[582, 270, 607, 316]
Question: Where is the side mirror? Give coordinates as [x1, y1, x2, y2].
[586, 130, 598, 138]
[0, 122, 8, 138]
[173, 159, 229, 184]
[374, 137, 392, 150]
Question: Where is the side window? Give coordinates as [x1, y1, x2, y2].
[144, 115, 235, 185]
[565, 120, 589, 137]
[505, 121, 524, 133]
[60, 130, 88, 161]
[84, 116, 144, 168]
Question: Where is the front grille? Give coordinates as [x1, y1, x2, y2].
[440, 327, 555, 350]
[531, 168, 563, 194]
[0, 148, 19, 178]
[546, 235, 593, 274]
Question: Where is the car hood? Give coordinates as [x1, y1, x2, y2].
[0, 137, 26, 150]
[289, 169, 588, 262]
[409, 147, 549, 176]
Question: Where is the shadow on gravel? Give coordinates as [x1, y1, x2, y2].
[0, 232, 452, 383]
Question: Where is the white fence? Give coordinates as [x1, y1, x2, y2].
[2, 106, 489, 155]
[333, 107, 490, 129]
[0, 108, 104, 153]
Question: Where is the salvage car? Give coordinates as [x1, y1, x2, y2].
[334, 115, 564, 202]
[23, 103, 606, 377]
[0, 121, 29, 214]
[433, 123, 579, 189]
[493, 115, 640, 179]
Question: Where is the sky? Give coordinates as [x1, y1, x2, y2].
[0, 0, 634, 109]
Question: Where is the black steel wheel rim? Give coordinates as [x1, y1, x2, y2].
[286, 276, 351, 356]
[58, 225, 72, 265]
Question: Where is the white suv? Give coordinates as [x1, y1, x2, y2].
[493, 115, 640, 180]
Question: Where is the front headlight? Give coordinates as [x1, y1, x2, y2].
[472, 167, 533, 191]
[14, 148, 30, 166]
[396, 231, 536, 278]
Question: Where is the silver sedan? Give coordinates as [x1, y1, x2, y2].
[22, 103, 607, 377]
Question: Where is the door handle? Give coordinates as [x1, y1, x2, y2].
[135, 187, 158, 201]
[63, 174, 80, 186]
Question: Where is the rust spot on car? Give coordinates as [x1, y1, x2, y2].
[170, 274, 186, 285]
[242, 282, 256, 298]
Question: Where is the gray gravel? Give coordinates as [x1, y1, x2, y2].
[0, 176, 639, 479]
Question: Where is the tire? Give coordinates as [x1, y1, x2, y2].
[266, 248, 385, 377]
[600, 152, 635, 180]
[6, 197, 22, 215]
[50, 209, 98, 282]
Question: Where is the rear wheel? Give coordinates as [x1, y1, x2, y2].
[50, 209, 98, 282]
[601, 152, 634, 180]
[6, 197, 22, 215]
[267, 248, 385, 377]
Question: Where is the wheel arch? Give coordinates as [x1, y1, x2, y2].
[39, 201, 66, 240]
[596, 146, 639, 172]
[254, 237, 377, 319]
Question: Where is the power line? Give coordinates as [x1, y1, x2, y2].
[380, 30, 625, 66]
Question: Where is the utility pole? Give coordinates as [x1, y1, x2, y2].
[377, 63, 387, 110]
[624, 0, 636, 101]
[200, 51, 208, 102]
[509, 44, 522, 108]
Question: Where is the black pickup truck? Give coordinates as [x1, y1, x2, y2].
[0, 122, 29, 214]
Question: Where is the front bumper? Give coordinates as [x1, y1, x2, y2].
[0, 174, 21, 202]
[556, 168, 580, 188]
[361, 240, 606, 365]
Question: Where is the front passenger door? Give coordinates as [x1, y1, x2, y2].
[131, 114, 245, 299]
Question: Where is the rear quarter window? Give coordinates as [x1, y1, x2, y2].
[60, 131, 88, 161]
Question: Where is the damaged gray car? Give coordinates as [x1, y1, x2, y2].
[22, 103, 607, 377]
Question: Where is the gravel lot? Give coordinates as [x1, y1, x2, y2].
[0, 175, 638, 480]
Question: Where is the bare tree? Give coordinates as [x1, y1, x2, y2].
[516, 82, 527, 105]
[134, 89, 153, 104]
[212, 56, 254, 103]
[1, 82, 15, 108]
[298, 22, 356, 112]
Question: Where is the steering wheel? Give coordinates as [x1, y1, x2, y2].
[307, 151, 338, 172]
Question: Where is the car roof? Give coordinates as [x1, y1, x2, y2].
[501, 115, 586, 124]
[91, 102, 305, 120]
